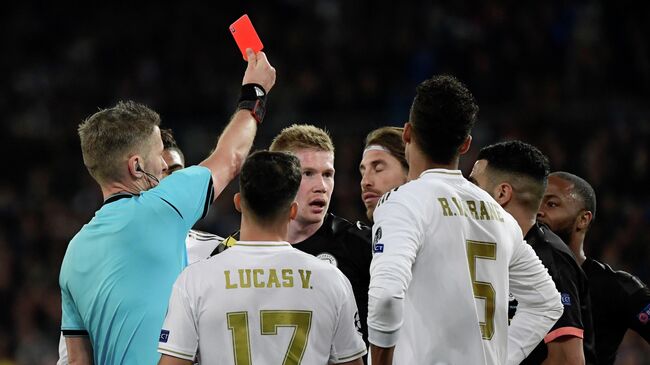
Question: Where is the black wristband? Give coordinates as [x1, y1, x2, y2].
[237, 84, 267, 124]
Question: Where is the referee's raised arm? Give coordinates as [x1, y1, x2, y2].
[199, 48, 276, 200]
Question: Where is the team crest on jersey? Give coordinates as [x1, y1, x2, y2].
[317, 252, 338, 267]
[159, 329, 170, 343]
[638, 304, 650, 325]
[372, 227, 384, 253]
[561, 293, 571, 306]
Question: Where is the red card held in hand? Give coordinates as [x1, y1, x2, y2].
[229, 14, 264, 61]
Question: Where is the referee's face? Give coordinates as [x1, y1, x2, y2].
[293, 148, 335, 226]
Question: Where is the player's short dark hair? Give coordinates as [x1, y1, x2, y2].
[477, 141, 550, 212]
[409, 75, 478, 164]
[239, 150, 302, 223]
[160, 128, 185, 165]
[364, 126, 408, 171]
[550, 171, 597, 222]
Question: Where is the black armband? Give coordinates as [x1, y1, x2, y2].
[237, 83, 267, 124]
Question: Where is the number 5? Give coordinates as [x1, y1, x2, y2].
[466, 240, 496, 340]
[227, 310, 313, 365]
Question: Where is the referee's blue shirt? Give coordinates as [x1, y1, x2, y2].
[60, 166, 213, 364]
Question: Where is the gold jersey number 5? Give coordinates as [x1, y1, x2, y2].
[466, 240, 497, 340]
[227, 310, 313, 365]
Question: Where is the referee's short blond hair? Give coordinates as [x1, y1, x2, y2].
[269, 124, 334, 153]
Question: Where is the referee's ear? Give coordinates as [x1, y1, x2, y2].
[234, 193, 242, 213]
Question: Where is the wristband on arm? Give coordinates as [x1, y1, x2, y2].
[237, 83, 267, 124]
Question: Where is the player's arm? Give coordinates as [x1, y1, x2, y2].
[543, 337, 584, 365]
[330, 272, 367, 364]
[367, 192, 422, 357]
[370, 345, 394, 365]
[542, 257, 587, 365]
[507, 241, 563, 365]
[622, 273, 650, 342]
[158, 355, 193, 365]
[65, 337, 93, 365]
[199, 49, 276, 200]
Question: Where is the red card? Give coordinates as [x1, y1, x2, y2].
[229, 14, 264, 61]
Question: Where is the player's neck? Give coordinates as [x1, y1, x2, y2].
[505, 204, 536, 236]
[239, 217, 289, 242]
[287, 219, 322, 244]
[407, 148, 459, 180]
[569, 235, 587, 265]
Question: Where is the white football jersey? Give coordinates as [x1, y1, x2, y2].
[185, 229, 224, 264]
[368, 169, 562, 365]
[158, 241, 367, 365]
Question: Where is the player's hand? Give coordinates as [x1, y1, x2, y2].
[242, 48, 276, 93]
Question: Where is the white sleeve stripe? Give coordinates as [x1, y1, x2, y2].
[334, 348, 368, 362]
[157, 346, 195, 361]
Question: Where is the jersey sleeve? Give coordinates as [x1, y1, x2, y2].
[158, 273, 198, 361]
[60, 280, 86, 336]
[507, 240, 563, 365]
[367, 190, 423, 348]
[330, 272, 368, 364]
[149, 165, 214, 231]
[620, 273, 650, 341]
[543, 257, 585, 343]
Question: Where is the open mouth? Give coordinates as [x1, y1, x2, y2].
[309, 198, 327, 208]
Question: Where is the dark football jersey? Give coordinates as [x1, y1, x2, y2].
[583, 257, 650, 365]
[510, 223, 596, 364]
[292, 213, 372, 348]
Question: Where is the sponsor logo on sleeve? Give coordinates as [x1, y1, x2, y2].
[561, 293, 571, 306]
[372, 227, 384, 253]
[638, 304, 650, 325]
[159, 329, 170, 343]
[316, 252, 338, 267]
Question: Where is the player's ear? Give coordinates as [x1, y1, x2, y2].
[402, 122, 411, 144]
[494, 183, 512, 206]
[128, 155, 143, 179]
[576, 210, 592, 231]
[459, 135, 472, 155]
[289, 201, 298, 220]
[233, 193, 242, 213]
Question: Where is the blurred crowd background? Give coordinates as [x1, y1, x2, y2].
[1, 1, 649, 364]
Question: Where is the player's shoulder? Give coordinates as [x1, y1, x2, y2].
[531, 224, 579, 263]
[187, 229, 224, 243]
[328, 214, 371, 244]
[585, 258, 648, 295]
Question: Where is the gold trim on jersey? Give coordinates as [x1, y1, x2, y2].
[422, 170, 463, 176]
[338, 348, 368, 361]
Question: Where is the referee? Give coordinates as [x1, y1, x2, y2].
[59, 49, 275, 364]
